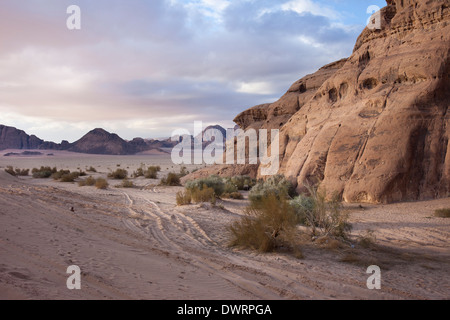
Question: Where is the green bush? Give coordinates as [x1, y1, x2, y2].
[108, 168, 128, 180]
[248, 174, 296, 205]
[176, 190, 192, 206]
[185, 175, 225, 197]
[228, 193, 300, 254]
[95, 178, 109, 189]
[160, 172, 181, 186]
[32, 166, 57, 179]
[228, 176, 257, 190]
[223, 181, 239, 194]
[300, 185, 351, 239]
[289, 194, 315, 225]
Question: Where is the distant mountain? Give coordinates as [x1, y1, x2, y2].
[0, 124, 228, 155]
[0, 125, 44, 150]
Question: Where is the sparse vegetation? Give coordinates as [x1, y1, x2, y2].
[78, 176, 96, 187]
[31, 166, 57, 179]
[248, 174, 296, 205]
[51, 170, 71, 180]
[299, 185, 351, 239]
[179, 166, 189, 177]
[222, 192, 244, 200]
[228, 193, 301, 254]
[190, 186, 216, 205]
[160, 172, 181, 186]
[95, 178, 109, 189]
[185, 175, 225, 197]
[176, 190, 192, 206]
[86, 166, 97, 173]
[358, 229, 376, 248]
[133, 165, 161, 179]
[60, 172, 80, 183]
[225, 176, 256, 191]
[117, 179, 135, 188]
[108, 168, 128, 180]
[145, 166, 161, 179]
[4, 166, 29, 177]
[434, 208, 450, 218]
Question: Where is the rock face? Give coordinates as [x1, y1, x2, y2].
[232, 0, 449, 203]
[0, 125, 44, 150]
[67, 128, 134, 155]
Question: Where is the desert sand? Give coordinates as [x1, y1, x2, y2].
[0, 151, 449, 300]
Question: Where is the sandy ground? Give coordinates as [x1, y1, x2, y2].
[0, 152, 449, 300]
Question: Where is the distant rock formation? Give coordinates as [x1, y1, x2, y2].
[0, 124, 228, 156]
[0, 125, 44, 150]
[188, 0, 450, 203]
[66, 128, 135, 155]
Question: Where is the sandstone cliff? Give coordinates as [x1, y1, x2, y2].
[190, 0, 449, 203]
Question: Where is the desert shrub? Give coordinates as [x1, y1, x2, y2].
[160, 172, 181, 186]
[5, 166, 16, 176]
[190, 186, 216, 205]
[358, 229, 376, 248]
[223, 181, 239, 194]
[118, 178, 134, 188]
[60, 172, 81, 183]
[248, 174, 296, 205]
[78, 171, 87, 177]
[86, 166, 97, 173]
[95, 178, 109, 189]
[289, 194, 315, 225]
[16, 168, 29, 176]
[434, 208, 450, 218]
[176, 190, 192, 206]
[108, 168, 128, 180]
[5, 166, 29, 176]
[179, 166, 189, 177]
[222, 192, 244, 200]
[133, 166, 145, 178]
[145, 166, 160, 179]
[51, 170, 71, 180]
[32, 166, 57, 179]
[301, 185, 351, 239]
[228, 176, 256, 190]
[185, 175, 225, 197]
[228, 193, 300, 254]
[78, 176, 96, 187]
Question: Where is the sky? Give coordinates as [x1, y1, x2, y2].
[0, 0, 386, 142]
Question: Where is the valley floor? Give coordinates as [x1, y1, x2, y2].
[0, 164, 449, 300]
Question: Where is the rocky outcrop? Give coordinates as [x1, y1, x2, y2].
[67, 128, 134, 155]
[0, 125, 44, 150]
[221, 0, 450, 203]
[234, 59, 348, 132]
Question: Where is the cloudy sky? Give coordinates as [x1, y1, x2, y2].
[0, 0, 385, 142]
